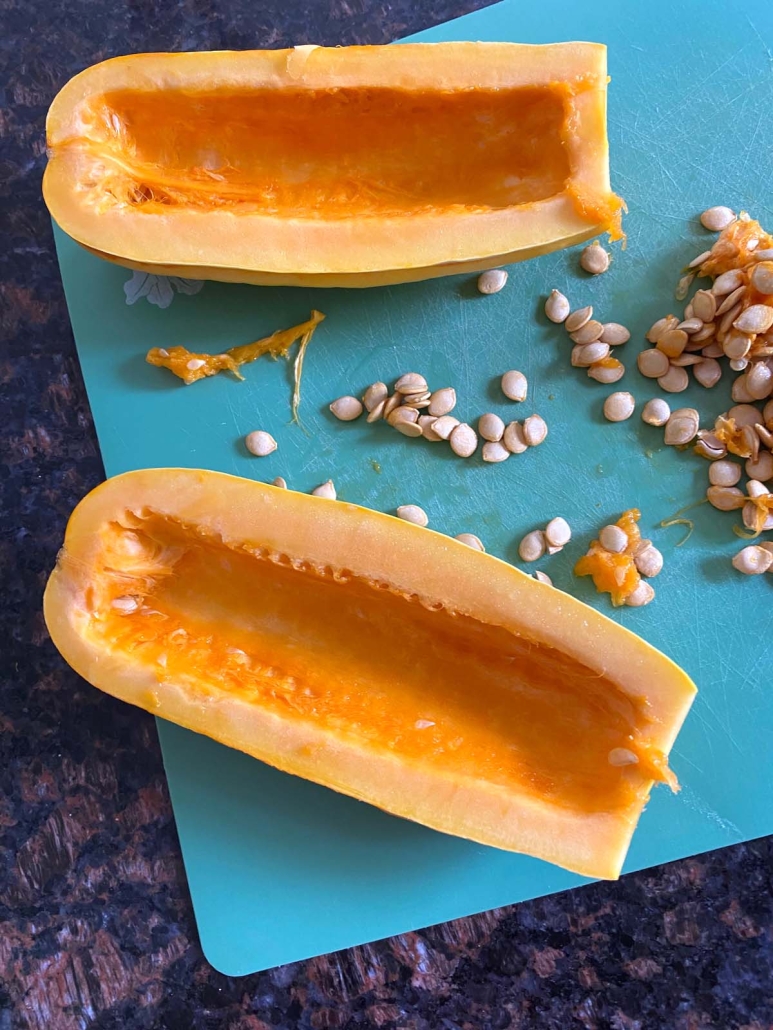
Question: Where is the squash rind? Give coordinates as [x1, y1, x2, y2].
[43, 43, 624, 287]
[44, 469, 695, 879]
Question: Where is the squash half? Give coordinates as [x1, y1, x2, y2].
[43, 43, 624, 287]
[44, 469, 695, 878]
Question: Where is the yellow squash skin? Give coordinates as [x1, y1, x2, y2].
[44, 470, 695, 879]
[43, 43, 624, 288]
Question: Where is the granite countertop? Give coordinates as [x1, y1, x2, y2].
[2, 0, 772, 1026]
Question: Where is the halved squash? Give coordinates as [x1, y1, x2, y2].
[43, 43, 624, 288]
[44, 469, 695, 878]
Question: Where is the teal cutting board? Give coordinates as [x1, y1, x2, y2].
[54, 0, 773, 976]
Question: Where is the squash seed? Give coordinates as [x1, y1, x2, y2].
[545, 289, 571, 323]
[695, 432, 727, 460]
[394, 420, 423, 438]
[734, 304, 773, 335]
[689, 250, 712, 269]
[634, 545, 663, 578]
[533, 570, 553, 585]
[712, 268, 745, 296]
[503, 421, 528, 453]
[518, 529, 546, 562]
[482, 441, 510, 463]
[245, 430, 278, 456]
[723, 332, 752, 360]
[719, 302, 745, 339]
[728, 404, 764, 427]
[691, 291, 716, 324]
[580, 242, 610, 275]
[522, 414, 548, 446]
[396, 504, 428, 527]
[755, 423, 773, 449]
[603, 391, 635, 422]
[708, 459, 741, 487]
[330, 395, 363, 421]
[706, 485, 746, 510]
[599, 323, 630, 346]
[608, 747, 640, 766]
[112, 596, 140, 613]
[388, 406, 419, 428]
[747, 479, 769, 499]
[664, 407, 700, 446]
[693, 358, 722, 388]
[671, 353, 704, 367]
[383, 393, 402, 418]
[656, 329, 689, 358]
[456, 533, 485, 551]
[638, 349, 670, 378]
[570, 319, 605, 345]
[642, 398, 671, 426]
[478, 413, 505, 442]
[746, 451, 773, 481]
[731, 375, 754, 403]
[362, 381, 388, 412]
[545, 517, 571, 547]
[647, 315, 679, 343]
[565, 306, 593, 333]
[428, 387, 457, 416]
[657, 365, 689, 393]
[312, 479, 336, 499]
[675, 274, 694, 301]
[624, 581, 655, 607]
[715, 285, 745, 317]
[691, 322, 716, 343]
[449, 423, 478, 457]
[418, 415, 442, 441]
[599, 524, 628, 553]
[750, 261, 773, 294]
[700, 206, 736, 231]
[272, 476, 288, 489]
[366, 399, 387, 423]
[745, 362, 773, 400]
[432, 415, 460, 440]
[732, 545, 773, 575]
[587, 358, 625, 384]
[477, 268, 508, 294]
[394, 372, 428, 395]
[402, 391, 432, 409]
[571, 342, 610, 367]
[742, 424, 760, 462]
[501, 370, 528, 401]
[677, 318, 704, 334]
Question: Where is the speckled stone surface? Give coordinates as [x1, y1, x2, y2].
[2, 1, 773, 1026]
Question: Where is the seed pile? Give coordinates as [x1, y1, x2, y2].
[330, 372, 548, 462]
[546, 292, 630, 385]
[518, 516, 572, 563]
[693, 394, 773, 545]
[638, 210, 773, 396]
[575, 508, 662, 607]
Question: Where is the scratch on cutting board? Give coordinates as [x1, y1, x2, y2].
[677, 784, 743, 841]
[746, 14, 773, 69]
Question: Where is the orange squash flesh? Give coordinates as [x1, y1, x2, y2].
[43, 470, 695, 879]
[43, 44, 624, 287]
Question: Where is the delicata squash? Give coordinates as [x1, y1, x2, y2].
[43, 43, 624, 288]
[44, 469, 695, 879]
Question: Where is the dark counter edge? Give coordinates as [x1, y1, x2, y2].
[1, 0, 772, 1027]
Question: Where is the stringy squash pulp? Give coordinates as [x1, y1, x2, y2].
[43, 44, 623, 287]
[44, 470, 696, 879]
